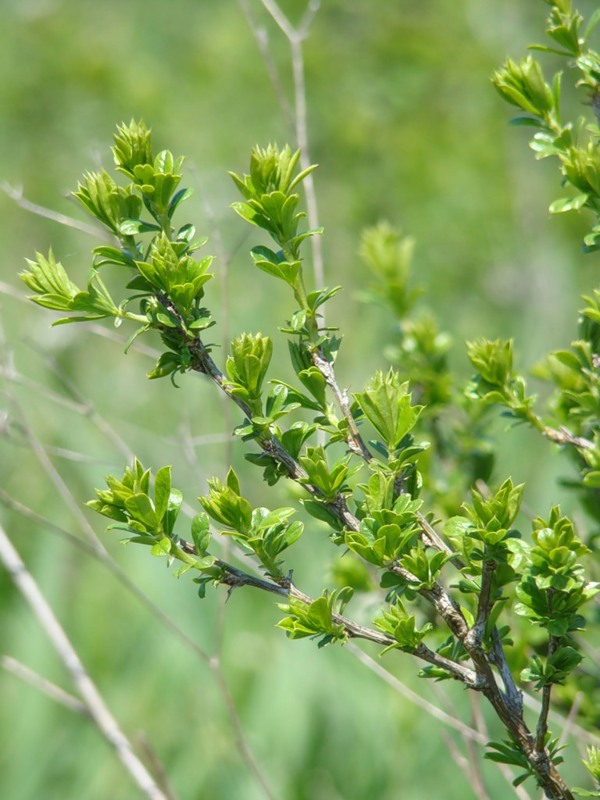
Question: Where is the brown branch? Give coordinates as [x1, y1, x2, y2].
[178, 537, 477, 683]
[158, 299, 575, 797]
[473, 558, 496, 644]
[536, 635, 559, 753]
[310, 350, 373, 460]
[489, 628, 524, 717]
[543, 425, 594, 451]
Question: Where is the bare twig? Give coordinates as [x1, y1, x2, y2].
[24, 338, 134, 462]
[464, 691, 531, 800]
[440, 730, 489, 800]
[0, 320, 105, 550]
[245, 0, 324, 289]
[536, 636, 559, 752]
[463, 694, 490, 800]
[543, 425, 594, 451]
[210, 661, 277, 800]
[0, 523, 169, 800]
[345, 643, 486, 744]
[1, 181, 107, 238]
[135, 733, 178, 800]
[311, 350, 372, 460]
[1, 655, 88, 716]
[237, 0, 294, 131]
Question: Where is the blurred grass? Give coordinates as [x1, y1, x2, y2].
[0, 0, 597, 798]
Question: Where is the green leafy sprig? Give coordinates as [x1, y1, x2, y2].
[22, 98, 600, 800]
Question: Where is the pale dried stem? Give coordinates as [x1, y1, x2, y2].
[256, 0, 325, 289]
[1, 300, 275, 800]
[346, 643, 486, 744]
[1, 181, 106, 238]
[0, 319, 105, 549]
[466, 694, 531, 800]
[24, 338, 134, 461]
[237, 0, 294, 130]
[134, 733, 178, 800]
[211, 661, 277, 800]
[463, 695, 490, 800]
[1, 655, 88, 715]
[0, 523, 169, 800]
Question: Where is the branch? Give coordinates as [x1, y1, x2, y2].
[543, 425, 595, 451]
[536, 637, 558, 752]
[346, 643, 486, 743]
[1, 181, 107, 238]
[310, 350, 373, 460]
[472, 558, 496, 644]
[0, 523, 169, 800]
[173, 301, 577, 793]
[178, 537, 478, 682]
[489, 628, 524, 716]
[1, 655, 88, 716]
[237, 0, 294, 131]
[155, 298, 362, 531]
[0, 335, 107, 550]
[258, 0, 324, 288]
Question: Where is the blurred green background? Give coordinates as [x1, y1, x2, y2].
[1, 1, 597, 798]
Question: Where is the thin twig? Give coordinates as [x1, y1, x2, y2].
[465, 691, 531, 800]
[345, 643, 486, 744]
[1, 655, 88, 716]
[211, 661, 277, 800]
[24, 337, 134, 462]
[311, 350, 372, 460]
[237, 0, 295, 131]
[256, 0, 325, 289]
[543, 425, 594, 451]
[440, 729, 474, 789]
[0, 523, 169, 800]
[558, 692, 582, 747]
[464, 694, 490, 800]
[135, 733, 178, 800]
[536, 636, 558, 752]
[0, 320, 105, 549]
[1, 181, 107, 238]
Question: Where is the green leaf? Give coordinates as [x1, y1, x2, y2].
[226, 333, 273, 413]
[93, 246, 137, 269]
[354, 369, 422, 452]
[168, 187, 194, 218]
[151, 537, 172, 557]
[199, 474, 253, 533]
[124, 493, 158, 531]
[191, 513, 211, 554]
[250, 247, 302, 287]
[549, 194, 589, 213]
[153, 465, 172, 522]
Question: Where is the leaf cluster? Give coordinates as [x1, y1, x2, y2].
[21, 22, 600, 790]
